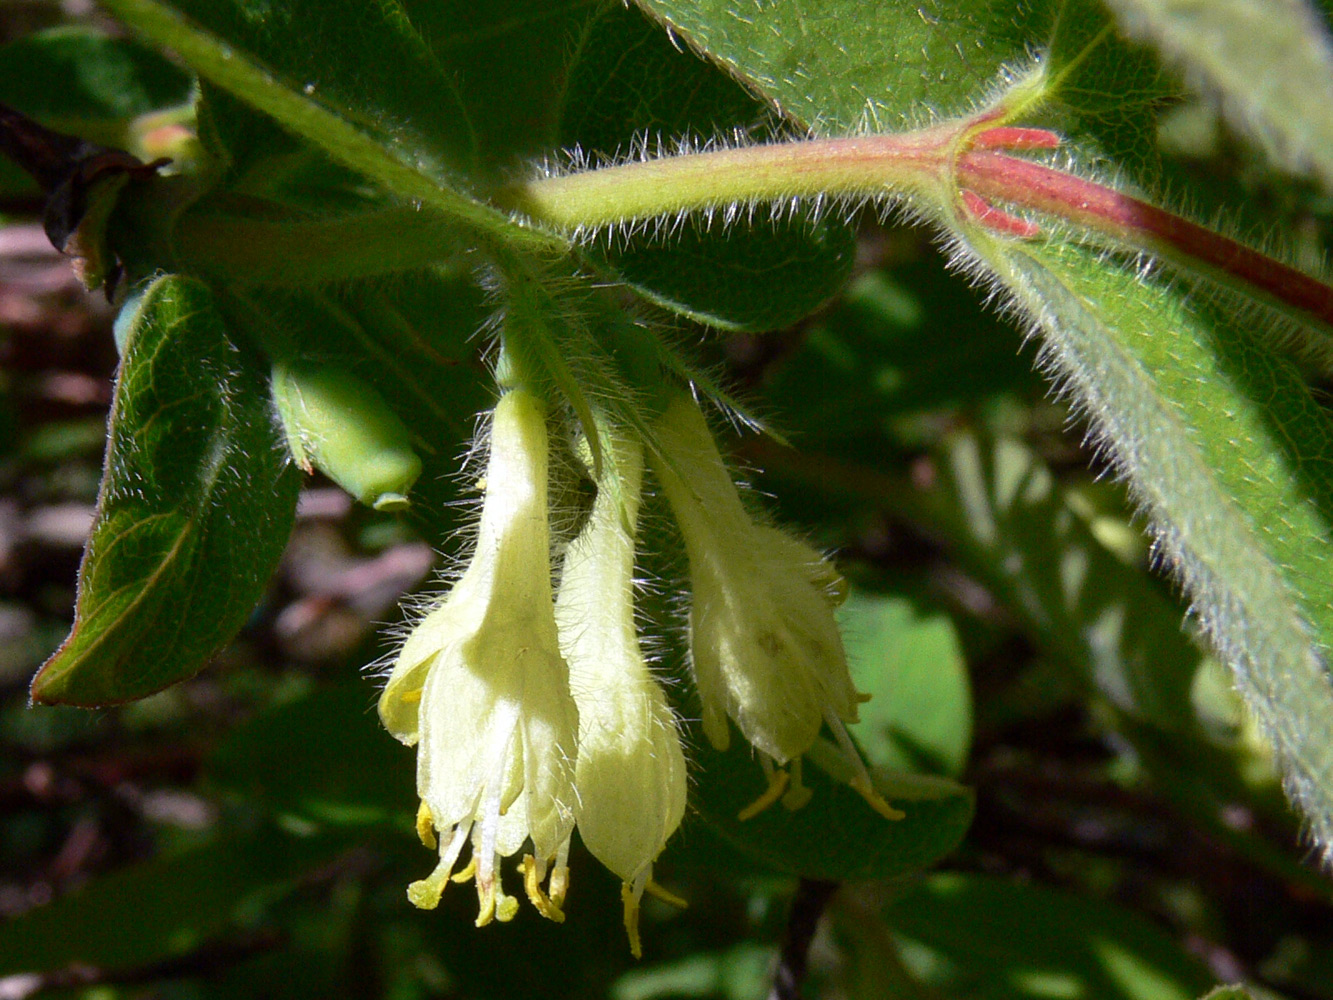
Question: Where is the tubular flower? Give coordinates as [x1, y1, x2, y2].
[648, 392, 902, 820]
[554, 428, 687, 958]
[377, 388, 580, 926]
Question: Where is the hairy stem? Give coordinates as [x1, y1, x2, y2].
[510, 117, 1333, 339]
[956, 151, 1333, 333]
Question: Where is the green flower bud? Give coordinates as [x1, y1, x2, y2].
[272, 362, 422, 511]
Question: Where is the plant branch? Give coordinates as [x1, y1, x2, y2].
[511, 115, 1333, 340]
[174, 206, 470, 285]
[956, 150, 1333, 333]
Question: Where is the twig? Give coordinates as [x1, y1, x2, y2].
[768, 878, 839, 1000]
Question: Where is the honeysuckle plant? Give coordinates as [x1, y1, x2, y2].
[7, 0, 1333, 994]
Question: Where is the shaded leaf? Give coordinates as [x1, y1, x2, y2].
[974, 232, 1333, 854]
[31, 275, 299, 705]
[0, 26, 191, 142]
[403, 0, 608, 174]
[0, 826, 350, 977]
[1106, 0, 1333, 189]
[929, 431, 1201, 730]
[102, 0, 546, 249]
[559, 3, 855, 330]
[208, 683, 413, 826]
[690, 731, 974, 882]
[880, 872, 1215, 1000]
[839, 591, 972, 777]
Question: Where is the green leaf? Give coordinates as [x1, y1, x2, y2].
[880, 872, 1215, 1000]
[1104, 0, 1333, 189]
[102, 0, 555, 251]
[0, 26, 191, 141]
[690, 732, 974, 882]
[629, 0, 1051, 133]
[1199, 988, 1258, 1000]
[839, 591, 972, 777]
[30, 275, 300, 705]
[209, 683, 414, 826]
[402, 0, 607, 173]
[0, 827, 350, 977]
[973, 233, 1333, 855]
[559, 3, 856, 331]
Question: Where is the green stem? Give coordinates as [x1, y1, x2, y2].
[507, 125, 960, 231]
[175, 206, 469, 285]
[509, 118, 1333, 340]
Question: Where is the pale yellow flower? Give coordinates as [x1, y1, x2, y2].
[554, 427, 687, 957]
[649, 392, 902, 821]
[378, 388, 579, 925]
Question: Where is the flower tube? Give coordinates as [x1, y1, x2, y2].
[378, 388, 580, 925]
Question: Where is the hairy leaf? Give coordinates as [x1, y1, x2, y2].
[629, 0, 1049, 132]
[973, 232, 1333, 855]
[558, 3, 855, 330]
[30, 275, 299, 705]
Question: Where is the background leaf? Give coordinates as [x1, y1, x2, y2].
[30, 275, 300, 705]
[868, 872, 1216, 1000]
[839, 590, 972, 778]
[974, 232, 1333, 855]
[557, 3, 856, 331]
[1104, 0, 1333, 189]
[0, 25, 191, 144]
[0, 827, 351, 978]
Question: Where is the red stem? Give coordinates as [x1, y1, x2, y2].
[956, 149, 1333, 329]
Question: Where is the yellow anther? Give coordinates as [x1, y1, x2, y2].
[475, 893, 495, 927]
[400, 688, 422, 705]
[451, 858, 478, 883]
[548, 864, 570, 910]
[738, 768, 790, 821]
[519, 855, 567, 923]
[415, 801, 437, 849]
[850, 774, 906, 821]
[781, 758, 814, 811]
[495, 894, 520, 923]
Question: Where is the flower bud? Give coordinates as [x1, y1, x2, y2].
[555, 427, 687, 957]
[273, 362, 422, 511]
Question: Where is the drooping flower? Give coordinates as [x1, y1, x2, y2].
[648, 392, 902, 820]
[554, 426, 687, 957]
[378, 387, 580, 925]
